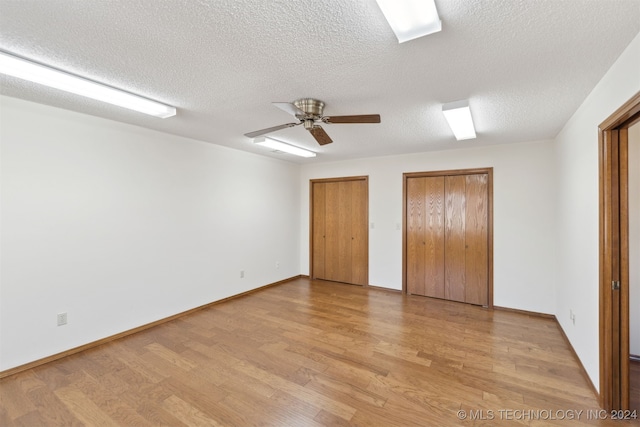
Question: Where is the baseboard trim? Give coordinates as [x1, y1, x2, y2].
[554, 317, 599, 399]
[631, 354, 640, 362]
[367, 284, 402, 293]
[0, 275, 304, 380]
[493, 305, 555, 319]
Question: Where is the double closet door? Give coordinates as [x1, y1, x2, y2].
[404, 169, 492, 306]
[311, 177, 368, 286]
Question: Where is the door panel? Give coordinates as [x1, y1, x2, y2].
[323, 182, 340, 282]
[445, 176, 466, 302]
[406, 177, 426, 295]
[465, 174, 489, 306]
[351, 180, 368, 286]
[312, 183, 326, 279]
[424, 177, 446, 298]
[337, 181, 353, 283]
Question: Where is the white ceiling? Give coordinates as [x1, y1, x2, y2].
[1, 0, 639, 164]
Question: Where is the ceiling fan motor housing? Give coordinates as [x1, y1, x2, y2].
[294, 98, 325, 117]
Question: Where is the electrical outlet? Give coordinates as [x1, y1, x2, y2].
[570, 309, 576, 325]
[57, 312, 67, 326]
[276, 261, 280, 269]
[240, 270, 245, 278]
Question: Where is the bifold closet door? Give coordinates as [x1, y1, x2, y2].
[443, 174, 489, 304]
[349, 180, 368, 286]
[406, 176, 445, 298]
[312, 178, 368, 286]
[463, 174, 489, 305]
[444, 175, 466, 302]
[406, 172, 489, 306]
[312, 182, 327, 280]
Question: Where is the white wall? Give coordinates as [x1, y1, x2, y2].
[300, 140, 557, 314]
[0, 95, 301, 371]
[554, 32, 640, 390]
[630, 122, 640, 357]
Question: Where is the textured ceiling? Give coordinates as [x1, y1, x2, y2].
[1, 0, 639, 163]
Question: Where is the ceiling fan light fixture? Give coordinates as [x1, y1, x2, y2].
[442, 100, 476, 140]
[375, 0, 442, 43]
[0, 51, 176, 118]
[254, 137, 316, 158]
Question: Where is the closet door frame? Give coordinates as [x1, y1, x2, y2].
[598, 92, 640, 410]
[402, 168, 494, 307]
[310, 176, 369, 285]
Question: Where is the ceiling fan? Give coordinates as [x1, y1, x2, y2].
[244, 98, 381, 146]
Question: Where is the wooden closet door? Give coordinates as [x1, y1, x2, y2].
[337, 181, 353, 283]
[350, 179, 368, 286]
[312, 182, 326, 279]
[404, 169, 491, 307]
[323, 181, 340, 282]
[406, 177, 426, 295]
[445, 175, 466, 303]
[424, 177, 446, 298]
[464, 174, 489, 305]
[406, 177, 445, 297]
[311, 178, 368, 286]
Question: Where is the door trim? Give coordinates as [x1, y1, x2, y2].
[599, 91, 640, 410]
[309, 176, 369, 285]
[402, 168, 494, 307]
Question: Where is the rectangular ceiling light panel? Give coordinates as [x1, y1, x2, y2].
[376, 0, 442, 43]
[442, 100, 476, 140]
[254, 137, 316, 158]
[0, 51, 176, 118]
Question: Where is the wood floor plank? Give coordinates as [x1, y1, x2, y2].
[373, 340, 433, 368]
[53, 386, 116, 427]
[161, 394, 223, 427]
[305, 371, 387, 408]
[144, 342, 198, 371]
[63, 369, 153, 426]
[107, 344, 169, 384]
[232, 359, 357, 421]
[259, 341, 329, 374]
[134, 400, 189, 427]
[0, 278, 630, 426]
[314, 408, 355, 426]
[268, 389, 323, 421]
[13, 410, 56, 427]
[219, 384, 324, 427]
[367, 370, 464, 415]
[0, 375, 37, 419]
[26, 384, 85, 427]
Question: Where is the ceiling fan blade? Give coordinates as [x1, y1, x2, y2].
[324, 114, 381, 124]
[273, 102, 305, 117]
[244, 122, 300, 138]
[309, 126, 333, 146]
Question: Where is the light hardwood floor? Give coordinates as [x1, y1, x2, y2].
[1, 278, 637, 426]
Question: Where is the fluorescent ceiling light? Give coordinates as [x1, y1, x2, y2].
[254, 137, 316, 158]
[375, 0, 442, 43]
[442, 100, 476, 140]
[0, 51, 176, 118]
